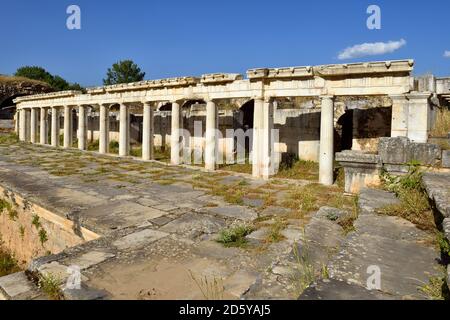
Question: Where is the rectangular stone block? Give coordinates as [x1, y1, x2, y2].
[409, 142, 441, 166]
[379, 137, 441, 166]
[442, 150, 450, 168]
[379, 137, 410, 164]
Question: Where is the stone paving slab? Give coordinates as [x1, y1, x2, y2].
[208, 205, 257, 221]
[423, 172, 450, 219]
[328, 232, 439, 299]
[80, 201, 167, 233]
[318, 189, 441, 300]
[159, 212, 226, 240]
[358, 188, 400, 214]
[0, 272, 40, 300]
[299, 279, 395, 300]
[113, 229, 169, 250]
[67, 251, 116, 270]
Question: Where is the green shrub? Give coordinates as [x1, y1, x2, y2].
[379, 163, 434, 230]
[31, 215, 41, 229]
[216, 223, 254, 248]
[38, 273, 63, 300]
[0, 250, 20, 277]
[109, 140, 119, 154]
[39, 228, 48, 246]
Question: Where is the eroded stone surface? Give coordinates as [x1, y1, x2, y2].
[68, 251, 116, 270]
[113, 229, 169, 250]
[300, 279, 394, 300]
[208, 205, 257, 221]
[0, 272, 39, 300]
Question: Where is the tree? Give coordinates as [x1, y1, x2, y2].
[14, 66, 85, 92]
[15, 66, 53, 84]
[103, 60, 146, 85]
[50, 75, 70, 91]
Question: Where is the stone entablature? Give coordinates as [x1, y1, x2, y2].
[14, 60, 415, 109]
[436, 78, 450, 94]
[13, 90, 81, 103]
[201, 73, 243, 84]
[314, 60, 414, 77]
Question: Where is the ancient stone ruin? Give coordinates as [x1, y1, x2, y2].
[1, 60, 449, 301]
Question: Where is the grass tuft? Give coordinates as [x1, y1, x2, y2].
[379, 164, 434, 231]
[216, 222, 254, 248]
[38, 273, 63, 300]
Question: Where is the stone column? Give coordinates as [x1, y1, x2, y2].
[252, 97, 264, 178]
[15, 110, 19, 135]
[142, 102, 154, 161]
[99, 104, 110, 154]
[78, 105, 87, 150]
[170, 101, 182, 165]
[261, 98, 275, 180]
[19, 109, 26, 141]
[390, 94, 409, 138]
[407, 93, 431, 143]
[63, 106, 73, 148]
[30, 108, 38, 144]
[24, 109, 31, 142]
[319, 95, 335, 186]
[119, 103, 130, 156]
[40, 108, 48, 145]
[51, 107, 60, 147]
[205, 100, 218, 171]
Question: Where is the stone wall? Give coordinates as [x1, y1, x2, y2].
[337, 137, 449, 194]
[65, 96, 393, 162]
[0, 76, 53, 123]
[0, 186, 98, 267]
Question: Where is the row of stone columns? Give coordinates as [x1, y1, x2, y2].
[15, 95, 336, 185]
[16, 102, 157, 160]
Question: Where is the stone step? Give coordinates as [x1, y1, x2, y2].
[0, 272, 42, 300]
[299, 188, 441, 300]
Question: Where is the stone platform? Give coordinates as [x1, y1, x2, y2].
[0, 142, 445, 300]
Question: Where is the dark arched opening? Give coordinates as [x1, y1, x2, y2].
[159, 102, 172, 111]
[336, 110, 354, 152]
[240, 99, 254, 130]
[232, 99, 254, 158]
[0, 95, 23, 120]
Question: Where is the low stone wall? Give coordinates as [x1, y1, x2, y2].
[0, 185, 99, 267]
[337, 137, 450, 194]
[422, 172, 450, 291]
[0, 120, 13, 129]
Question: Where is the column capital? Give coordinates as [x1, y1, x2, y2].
[142, 101, 154, 106]
[389, 94, 409, 101]
[320, 95, 335, 100]
[406, 92, 432, 101]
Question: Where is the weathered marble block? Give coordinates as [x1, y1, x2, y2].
[336, 151, 382, 194]
[442, 150, 450, 168]
[379, 137, 441, 166]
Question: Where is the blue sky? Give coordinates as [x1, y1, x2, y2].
[1, 0, 449, 86]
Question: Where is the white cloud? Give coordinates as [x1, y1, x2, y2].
[338, 39, 406, 60]
[444, 51, 450, 58]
